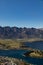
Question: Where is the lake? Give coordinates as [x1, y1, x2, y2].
[0, 49, 43, 65]
[0, 41, 43, 65]
[23, 41, 43, 50]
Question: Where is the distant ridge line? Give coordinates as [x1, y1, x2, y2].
[0, 26, 43, 39]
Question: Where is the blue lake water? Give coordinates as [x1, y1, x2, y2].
[24, 41, 43, 50]
[0, 41, 43, 65]
[0, 50, 43, 65]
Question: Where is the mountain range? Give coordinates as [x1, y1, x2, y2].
[0, 26, 43, 39]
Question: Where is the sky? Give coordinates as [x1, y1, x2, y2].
[0, 0, 43, 28]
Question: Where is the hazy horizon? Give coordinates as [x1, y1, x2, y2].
[0, 25, 43, 28]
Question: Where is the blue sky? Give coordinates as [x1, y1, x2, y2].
[0, 0, 43, 28]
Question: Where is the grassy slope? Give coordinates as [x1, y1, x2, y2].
[29, 50, 43, 58]
[0, 39, 21, 49]
[0, 38, 43, 50]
